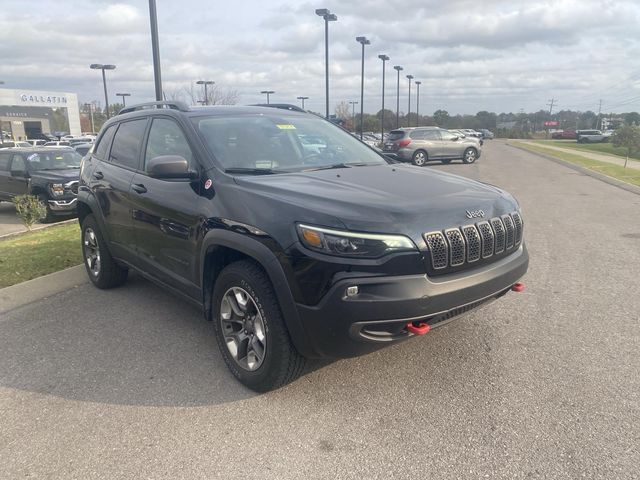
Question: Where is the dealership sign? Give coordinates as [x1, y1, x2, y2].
[20, 94, 68, 105]
[544, 121, 559, 126]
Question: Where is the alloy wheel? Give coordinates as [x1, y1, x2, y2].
[83, 227, 101, 277]
[413, 151, 427, 166]
[220, 287, 267, 371]
[465, 149, 477, 163]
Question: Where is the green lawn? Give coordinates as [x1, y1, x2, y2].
[512, 141, 640, 188]
[0, 223, 82, 288]
[532, 139, 640, 161]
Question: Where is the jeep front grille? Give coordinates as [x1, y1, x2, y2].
[423, 211, 523, 274]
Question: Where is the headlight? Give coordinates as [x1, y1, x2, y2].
[50, 183, 64, 196]
[297, 224, 416, 258]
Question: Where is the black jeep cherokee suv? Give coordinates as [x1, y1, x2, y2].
[77, 101, 528, 391]
[0, 147, 80, 220]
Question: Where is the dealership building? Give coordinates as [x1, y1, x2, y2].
[0, 88, 81, 140]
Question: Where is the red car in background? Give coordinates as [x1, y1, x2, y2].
[551, 130, 577, 139]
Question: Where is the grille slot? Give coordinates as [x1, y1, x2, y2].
[477, 221, 494, 258]
[512, 212, 523, 245]
[424, 232, 448, 270]
[462, 225, 481, 263]
[502, 214, 515, 249]
[445, 228, 466, 266]
[491, 217, 506, 254]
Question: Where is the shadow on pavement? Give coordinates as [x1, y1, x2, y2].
[0, 274, 270, 406]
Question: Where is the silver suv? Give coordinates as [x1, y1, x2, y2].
[383, 127, 482, 166]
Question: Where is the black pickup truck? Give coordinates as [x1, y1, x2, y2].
[0, 147, 80, 221]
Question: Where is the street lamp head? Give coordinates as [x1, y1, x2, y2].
[356, 36, 370, 45]
[407, 74, 414, 80]
[393, 65, 403, 72]
[315, 8, 329, 16]
[415, 81, 422, 85]
[197, 80, 215, 85]
[326, 13, 337, 21]
[378, 54, 389, 61]
[103, 65, 116, 70]
[297, 96, 309, 100]
[90, 64, 103, 69]
[116, 93, 131, 97]
[260, 90, 275, 94]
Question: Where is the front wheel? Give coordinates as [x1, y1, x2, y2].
[212, 260, 305, 392]
[412, 150, 428, 167]
[81, 214, 128, 289]
[462, 148, 478, 164]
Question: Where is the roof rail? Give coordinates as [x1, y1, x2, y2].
[118, 101, 190, 115]
[250, 103, 306, 113]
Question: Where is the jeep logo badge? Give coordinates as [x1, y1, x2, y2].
[466, 209, 485, 219]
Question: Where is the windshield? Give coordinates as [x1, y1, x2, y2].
[25, 151, 82, 170]
[193, 113, 388, 174]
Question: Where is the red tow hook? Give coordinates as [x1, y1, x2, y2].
[511, 282, 526, 293]
[406, 322, 430, 335]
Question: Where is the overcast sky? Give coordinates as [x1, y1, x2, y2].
[1, 0, 639, 115]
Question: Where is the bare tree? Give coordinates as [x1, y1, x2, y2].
[169, 82, 240, 106]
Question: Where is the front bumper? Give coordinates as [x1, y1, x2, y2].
[295, 243, 528, 358]
[48, 197, 77, 213]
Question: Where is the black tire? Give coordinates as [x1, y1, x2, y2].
[462, 147, 478, 164]
[441, 159, 453, 164]
[412, 150, 428, 167]
[81, 214, 128, 289]
[212, 260, 305, 392]
[37, 193, 54, 223]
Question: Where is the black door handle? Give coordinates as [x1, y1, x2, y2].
[132, 183, 147, 194]
[92, 171, 104, 180]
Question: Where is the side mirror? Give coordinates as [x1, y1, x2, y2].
[147, 155, 197, 180]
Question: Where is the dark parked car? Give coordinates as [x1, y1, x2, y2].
[77, 101, 528, 391]
[551, 130, 577, 140]
[0, 148, 80, 221]
[383, 127, 482, 165]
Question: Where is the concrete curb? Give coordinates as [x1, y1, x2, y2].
[0, 218, 77, 240]
[0, 264, 87, 315]
[507, 142, 640, 197]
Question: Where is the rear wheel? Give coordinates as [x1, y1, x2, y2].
[81, 214, 128, 289]
[462, 148, 478, 164]
[412, 150, 428, 167]
[212, 260, 305, 392]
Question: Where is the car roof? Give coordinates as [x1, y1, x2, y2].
[1, 147, 75, 154]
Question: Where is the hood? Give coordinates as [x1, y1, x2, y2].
[30, 169, 80, 183]
[234, 164, 518, 246]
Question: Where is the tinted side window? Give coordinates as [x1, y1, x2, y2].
[439, 130, 456, 141]
[0, 153, 11, 171]
[409, 130, 425, 140]
[94, 124, 117, 160]
[387, 131, 406, 141]
[144, 118, 194, 171]
[424, 130, 441, 140]
[10, 155, 27, 172]
[109, 119, 147, 170]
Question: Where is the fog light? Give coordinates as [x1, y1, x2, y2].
[346, 286, 359, 297]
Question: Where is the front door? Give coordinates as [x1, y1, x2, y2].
[129, 117, 203, 298]
[439, 129, 463, 158]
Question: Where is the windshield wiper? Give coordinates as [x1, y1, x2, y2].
[224, 167, 283, 175]
[302, 162, 375, 172]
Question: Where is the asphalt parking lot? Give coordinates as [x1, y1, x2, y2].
[0, 140, 638, 479]
[0, 201, 26, 236]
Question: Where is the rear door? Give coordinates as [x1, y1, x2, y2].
[89, 119, 148, 260]
[6, 154, 30, 196]
[420, 129, 444, 158]
[129, 116, 203, 297]
[0, 152, 12, 199]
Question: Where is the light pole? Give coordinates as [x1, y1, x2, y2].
[315, 8, 337, 119]
[196, 80, 215, 105]
[406, 74, 413, 127]
[260, 90, 275, 104]
[393, 65, 403, 128]
[116, 93, 131, 107]
[90, 64, 116, 118]
[84, 103, 95, 133]
[297, 96, 309, 109]
[378, 54, 389, 141]
[415, 81, 421, 126]
[349, 101, 358, 130]
[148, 0, 163, 101]
[356, 36, 370, 140]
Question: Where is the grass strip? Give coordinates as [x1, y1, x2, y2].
[512, 141, 640, 188]
[0, 223, 82, 288]
[531, 140, 640, 162]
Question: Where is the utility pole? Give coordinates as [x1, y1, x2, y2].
[148, 0, 163, 101]
[596, 99, 602, 129]
[547, 98, 556, 116]
[349, 101, 358, 131]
